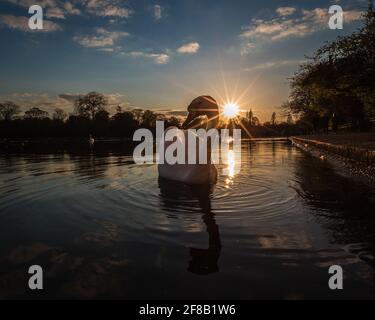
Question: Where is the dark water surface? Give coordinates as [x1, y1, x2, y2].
[1, 141, 375, 299]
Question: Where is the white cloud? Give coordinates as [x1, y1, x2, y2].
[5, 0, 131, 18]
[153, 5, 162, 20]
[151, 53, 170, 64]
[74, 35, 113, 48]
[0, 14, 62, 32]
[85, 0, 132, 18]
[4, 0, 58, 8]
[46, 7, 66, 19]
[127, 51, 170, 64]
[58, 93, 80, 102]
[4, 0, 81, 19]
[177, 42, 200, 54]
[244, 59, 306, 72]
[240, 42, 255, 56]
[0, 92, 73, 114]
[74, 27, 129, 49]
[0, 92, 130, 115]
[276, 7, 296, 17]
[63, 2, 81, 16]
[240, 6, 363, 52]
[97, 47, 115, 52]
[96, 27, 129, 39]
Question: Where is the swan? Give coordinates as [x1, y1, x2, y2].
[88, 134, 95, 146]
[158, 96, 220, 184]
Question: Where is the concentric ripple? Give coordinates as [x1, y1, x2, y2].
[1, 142, 375, 248]
[2, 141, 375, 299]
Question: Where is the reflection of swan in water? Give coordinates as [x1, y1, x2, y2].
[158, 177, 222, 275]
[158, 96, 220, 185]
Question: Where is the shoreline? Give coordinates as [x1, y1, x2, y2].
[290, 134, 375, 181]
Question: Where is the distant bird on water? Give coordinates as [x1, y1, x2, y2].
[89, 134, 95, 146]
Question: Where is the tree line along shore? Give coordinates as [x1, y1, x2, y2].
[1, 3, 375, 141]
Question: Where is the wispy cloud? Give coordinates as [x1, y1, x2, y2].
[4, 0, 58, 8]
[0, 92, 73, 113]
[276, 7, 296, 17]
[97, 47, 115, 52]
[4, 0, 130, 19]
[153, 5, 163, 20]
[0, 14, 62, 32]
[244, 59, 305, 72]
[85, 0, 132, 18]
[240, 6, 363, 53]
[4, 0, 81, 20]
[73, 28, 129, 49]
[177, 42, 200, 54]
[0, 92, 130, 114]
[63, 2, 81, 16]
[127, 51, 170, 64]
[45, 7, 66, 19]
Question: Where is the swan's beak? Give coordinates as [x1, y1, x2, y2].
[207, 113, 219, 129]
[182, 112, 197, 129]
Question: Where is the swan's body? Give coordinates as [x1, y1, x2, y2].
[158, 95, 220, 185]
[158, 127, 217, 184]
[158, 163, 217, 185]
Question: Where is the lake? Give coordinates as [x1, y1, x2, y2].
[1, 140, 375, 299]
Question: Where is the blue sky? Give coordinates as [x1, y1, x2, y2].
[0, 0, 369, 121]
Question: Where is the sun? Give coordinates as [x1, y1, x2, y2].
[223, 103, 239, 118]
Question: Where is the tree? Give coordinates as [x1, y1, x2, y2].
[252, 116, 260, 126]
[132, 108, 143, 124]
[24, 107, 49, 119]
[74, 92, 108, 120]
[93, 110, 110, 136]
[52, 108, 67, 121]
[116, 105, 122, 113]
[165, 116, 181, 128]
[141, 110, 157, 129]
[271, 112, 277, 125]
[287, 114, 293, 125]
[111, 109, 138, 137]
[247, 109, 254, 125]
[0, 101, 20, 121]
[284, 1, 375, 132]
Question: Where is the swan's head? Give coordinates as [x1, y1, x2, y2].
[183, 95, 219, 130]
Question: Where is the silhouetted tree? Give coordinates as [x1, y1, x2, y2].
[132, 108, 143, 124]
[74, 92, 108, 120]
[52, 108, 67, 121]
[0, 101, 20, 121]
[252, 116, 260, 126]
[141, 110, 158, 129]
[271, 112, 277, 125]
[93, 110, 110, 136]
[24, 107, 49, 119]
[287, 114, 293, 125]
[284, 1, 375, 132]
[247, 109, 254, 125]
[65, 115, 91, 137]
[112, 109, 138, 137]
[166, 116, 181, 128]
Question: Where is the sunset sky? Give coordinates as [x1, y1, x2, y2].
[0, 0, 368, 122]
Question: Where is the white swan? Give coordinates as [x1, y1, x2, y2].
[158, 96, 219, 184]
[88, 134, 95, 146]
